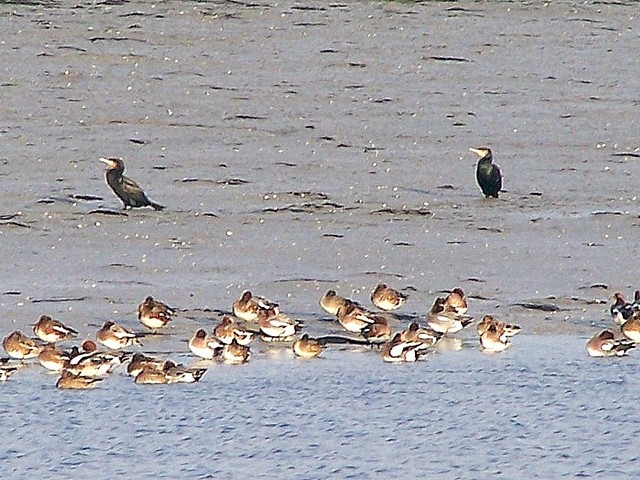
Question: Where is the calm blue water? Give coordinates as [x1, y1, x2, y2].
[2, 336, 638, 479]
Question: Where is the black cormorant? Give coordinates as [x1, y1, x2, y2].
[470, 147, 502, 198]
[99, 157, 165, 210]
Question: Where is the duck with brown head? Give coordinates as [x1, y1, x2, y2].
[443, 288, 468, 316]
[127, 352, 165, 377]
[586, 329, 635, 357]
[399, 321, 441, 348]
[163, 360, 207, 383]
[232, 290, 279, 322]
[66, 339, 125, 378]
[188, 329, 222, 360]
[381, 333, 424, 363]
[361, 316, 392, 344]
[479, 322, 512, 353]
[220, 339, 251, 364]
[96, 320, 143, 350]
[293, 334, 324, 358]
[213, 316, 254, 346]
[257, 311, 301, 341]
[138, 296, 174, 330]
[426, 297, 473, 335]
[37, 344, 71, 372]
[2, 330, 44, 360]
[336, 304, 376, 334]
[370, 283, 407, 312]
[56, 370, 104, 390]
[33, 315, 78, 343]
[476, 315, 521, 338]
[320, 289, 353, 316]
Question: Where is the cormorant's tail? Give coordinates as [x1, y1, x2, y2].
[150, 201, 165, 211]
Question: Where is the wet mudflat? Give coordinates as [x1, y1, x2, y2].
[1, 0, 639, 478]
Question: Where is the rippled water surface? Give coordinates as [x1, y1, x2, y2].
[2, 336, 640, 479]
[2, 0, 640, 478]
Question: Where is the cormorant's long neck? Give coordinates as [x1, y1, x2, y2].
[105, 166, 124, 186]
[478, 154, 493, 167]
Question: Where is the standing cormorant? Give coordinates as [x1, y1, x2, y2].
[469, 147, 502, 198]
[99, 157, 165, 210]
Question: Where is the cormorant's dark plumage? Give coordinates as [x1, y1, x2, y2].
[470, 147, 502, 198]
[99, 157, 165, 210]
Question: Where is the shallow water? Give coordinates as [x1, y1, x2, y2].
[1, 0, 640, 478]
[2, 336, 640, 479]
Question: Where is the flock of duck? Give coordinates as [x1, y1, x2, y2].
[0, 285, 528, 389]
[2, 285, 638, 389]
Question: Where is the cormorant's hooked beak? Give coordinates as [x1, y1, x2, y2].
[469, 147, 484, 156]
[98, 157, 118, 167]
